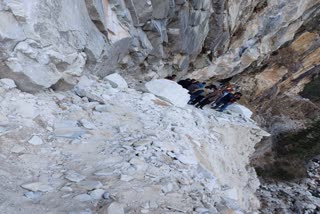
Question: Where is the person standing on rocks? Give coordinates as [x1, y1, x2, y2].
[165, 74, 177, 81]
[212, 92, 242, 112]
[190, 85, 217, 106]
[195, 84, 232, 109]
[177, 78, 192, 89]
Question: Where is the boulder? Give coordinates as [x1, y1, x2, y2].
[65, 171, 86, 183]
[27, 136, 44, 145]
[105, 73, 128, 89]
[21, 182, 54, 192]
[0, 78, 16, 89]
[103, 202, 125, 214]
[145, 79, 190, 108]
[227, 104, 253, 118]
[0, 0, 105, 92]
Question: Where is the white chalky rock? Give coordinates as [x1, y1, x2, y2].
[61, 186, 73, 192]
[145, 79, 190, 108]
[94, 168, 115, 176]
[89, 189, 105, 200]
[74, 194, 92, 202]
[11, 145, 25, 153]
[223, 188, 239, 200]
[0, 78, 16, 89]
[94, 105, 111, 112]
[227, 104, 253, 118]
[27, 136, 44, 145]
[176, 154, 198, 165]
[79, 119, 96, 130]
[77, 180, 103, 190]
[21, 182, 54, 192]
[65, 171, 86, 183]
[120, 174, 134, 182]
[105, 202, 125, 214]
[105, 73, 128, 89]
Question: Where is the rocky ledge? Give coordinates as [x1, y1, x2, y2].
[0, 75, 268, 213]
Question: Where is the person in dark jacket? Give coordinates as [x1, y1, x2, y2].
[212, 92, 242, 112]
[165, 74, 177, 80]
[177, 78, 192, 89]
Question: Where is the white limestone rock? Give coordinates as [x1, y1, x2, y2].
[79, 119, 96, 130]
[11, 145, 25, 153]
[27, 136, 44, 145]
[54, 120, 87, 139]
[120, 174, 134, 182]
[21, 182, 54, 192]
[77, 180, 103, 190]
[145, 79, 190, 108]
[104, 202, 125, 214]
[74, 194, 92, 202]
[89, 189, 105, 200]
[105, 73, 128, 89]
[0, 0, 107, 92]
[65, 171, 86, 183]
[227, 104, 253, 119]
[0, 78, 16, 89]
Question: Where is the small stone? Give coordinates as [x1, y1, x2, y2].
[27, 136, 44, 145]
[61, 194, 72, 198]
[149, 201, 158, 209]
[11, 145, 25, 153]
[103, 191, 110, 199]
[74, 194, 92, 202]
[95, 105, 110, 112]
[77, 180, 103, 190]
[69, 211, 92, 214]
[176, 154, 198, 165]
[0, 78, 16, 89]
[24, 191, 41, 201]
[94, 168, 115, 176]
[195, 207, 210, 213]
[79, 119, 96, 130]
[162, 183, 173, 193]
[105, 202, 125, 214]
[141, 209, 149, 213]
[21, 182, 53, 192]
[89, 189, 105, 200]
[61, 186, 73, 192]
[120, 175, 134, 182]
[105, 73, 128, 89]
[65, 171, 86, 183]
[167, 151, 176, 158]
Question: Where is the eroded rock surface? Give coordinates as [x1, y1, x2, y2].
[0, 76, 267, 213]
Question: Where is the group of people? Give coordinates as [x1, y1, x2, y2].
[176, 78, 242, 112]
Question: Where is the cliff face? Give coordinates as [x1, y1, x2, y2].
[2, 0, 318, 92]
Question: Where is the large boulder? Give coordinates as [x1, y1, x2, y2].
[227, 104, 253, 118]
[0, 0, 106, 92]
[105, 73, 128, 89]
[145, 79, 190, 108]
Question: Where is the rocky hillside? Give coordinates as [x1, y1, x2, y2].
[1, 0, 320, 213]
[0, 76, 267, 213]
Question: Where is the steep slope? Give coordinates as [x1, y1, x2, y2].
[0, 77, 268, 213]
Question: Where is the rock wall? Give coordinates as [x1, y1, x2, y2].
[0, 0, 215, 92]
[1, 0, 318, 92]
